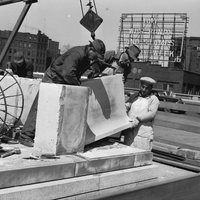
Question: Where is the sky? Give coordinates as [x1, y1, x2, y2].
[0, 0, 200, 52]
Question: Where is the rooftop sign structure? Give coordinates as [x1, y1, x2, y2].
[118, 13, 188, 67]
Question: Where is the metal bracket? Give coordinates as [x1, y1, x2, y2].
[80, 9, 103, 33]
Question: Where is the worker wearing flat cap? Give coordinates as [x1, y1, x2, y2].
[88, 44, 140, 84]
[7, 51, 34, 78]
[122, 76, 160, 151]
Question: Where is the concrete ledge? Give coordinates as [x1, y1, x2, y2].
[0, 165, 158, 200]
[0, 143, 153, 189]
[76, 146, 153, 176]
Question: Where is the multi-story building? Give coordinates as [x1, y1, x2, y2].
[185, 37, 200, 74]
[0, 30, 59, 72]
[125, 37, 200, 95]
[46, 39, 60, 70]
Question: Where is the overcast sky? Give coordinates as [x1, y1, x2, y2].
[0, 0, 200, 52]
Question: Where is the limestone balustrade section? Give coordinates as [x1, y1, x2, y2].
[33, 83, 90, 155]
[0, 75, 131, 155]
[82, 74, 131, 145]
[33, 75, 131, 155]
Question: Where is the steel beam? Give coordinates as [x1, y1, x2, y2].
[0, 0, 37, 6]
[0, 0, 23, 6]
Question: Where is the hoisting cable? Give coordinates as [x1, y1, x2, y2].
[79, 0, 84, 17]
[92, 0, 98, 14]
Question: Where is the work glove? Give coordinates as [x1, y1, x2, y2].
[129, 117, 139, 128]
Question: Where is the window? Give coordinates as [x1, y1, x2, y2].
[197, 51, 200, 59]
[195, 63, 200, 72]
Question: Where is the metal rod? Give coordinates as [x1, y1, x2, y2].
[93, 0, 97, 14]
[79, 0, 84, 17]
[153, 156, 200, 172]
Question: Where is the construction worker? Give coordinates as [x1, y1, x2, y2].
[122, 77, 160, 151]
[88, 44, 140, 83]
[7, 51, 34, 78]
[18, 39, 106, 147]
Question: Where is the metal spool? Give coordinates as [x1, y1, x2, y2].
[0, 69, 24, 137]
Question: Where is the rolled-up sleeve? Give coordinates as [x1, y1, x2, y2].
[139, 95, 160, 122]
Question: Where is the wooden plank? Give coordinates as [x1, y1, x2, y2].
[33, 83, 90, 155]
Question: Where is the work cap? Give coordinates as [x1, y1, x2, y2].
[119, 52, 129, 63]
[125, 44, 141, 61]
[13, 51, 24, 64]
[140, 77, 156, 85]
[90, 39, 106, 59]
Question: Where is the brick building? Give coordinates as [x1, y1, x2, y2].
[125, 37, 200, 95]
[0, 30, 59, 72]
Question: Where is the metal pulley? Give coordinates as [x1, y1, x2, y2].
[79, 0, 103, 40]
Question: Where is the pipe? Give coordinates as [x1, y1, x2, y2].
[153, 156, 200, 172]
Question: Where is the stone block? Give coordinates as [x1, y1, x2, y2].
[0, 165, 158, 200]
[0, 157, 76, 189]
[33, 83, 89, 155]
[99, 164, 158, 189]
[75, 145, 153, 176]
[82, 74, 131, 145]
[18, 78, 40, 124]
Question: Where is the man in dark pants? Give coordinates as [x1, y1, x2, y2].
[7, 51, 34, 78]
[19, 39, 106, 147]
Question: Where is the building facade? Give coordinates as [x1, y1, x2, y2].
[125, 36, 200, 95]
[125, 61, 200, 95]
[0, 30, 59, 72]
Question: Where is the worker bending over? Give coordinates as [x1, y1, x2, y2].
[18, 39, 106, 147]
[88, 44, 140, 84]
[7, 51, 34, 78]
